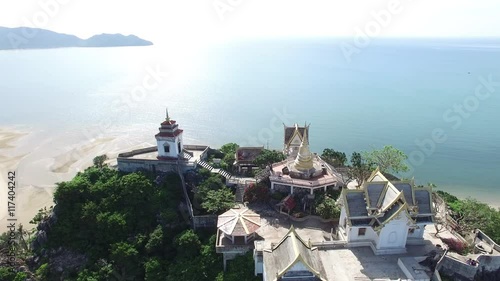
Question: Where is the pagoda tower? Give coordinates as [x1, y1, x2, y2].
[293, 124, 314, 172]
[156, 109, 184, 160]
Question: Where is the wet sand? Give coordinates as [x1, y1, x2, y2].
[0, 126, 153, 230]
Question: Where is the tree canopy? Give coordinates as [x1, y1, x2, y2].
[362, 145, 409, 174]
[253, 149, 285, 167]
[195, 173, 235, 215]
[321, 149, 347, 167]
[437, 190, 500, 244]
[0, 166, 244, 281]
[315, 195, 340, 219]
[219, 143, 239, 171]
[201, 187, 235, 214]
[347, 151, 375, 186]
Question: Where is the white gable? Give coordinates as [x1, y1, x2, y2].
[290, 134, 302, 146]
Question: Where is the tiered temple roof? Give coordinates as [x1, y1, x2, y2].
[342, 169, 434, 230]
[155, 109, 183, 138]
[263, 227, 326, 281]
[284, 124, 308, 148]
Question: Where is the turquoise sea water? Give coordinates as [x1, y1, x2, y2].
[1, 38, 500, 204]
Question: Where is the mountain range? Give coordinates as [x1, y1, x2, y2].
[0, 27, 153, 50]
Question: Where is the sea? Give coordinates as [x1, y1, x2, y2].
[1, 38, 500, 206]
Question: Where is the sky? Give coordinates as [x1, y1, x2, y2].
[1, 0, 499, 46]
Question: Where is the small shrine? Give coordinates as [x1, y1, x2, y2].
[270, 124, 343, 195]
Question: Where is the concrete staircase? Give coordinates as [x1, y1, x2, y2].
[194, 159, 233, 180]
[182, 151, 193, 160]
[235, 185, 245, 203]
[218, 169, 232, 179]
[255, 168, 271, 183]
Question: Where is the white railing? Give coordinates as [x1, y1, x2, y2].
[269, 175, 338, 187]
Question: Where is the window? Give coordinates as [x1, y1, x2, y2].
[164, 144, 170, 153]
[358, 228, 366, 236]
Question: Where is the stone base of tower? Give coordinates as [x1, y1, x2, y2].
[117, 145, 209, 173]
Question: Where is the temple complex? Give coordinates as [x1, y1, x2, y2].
[269, 124, 343, 195]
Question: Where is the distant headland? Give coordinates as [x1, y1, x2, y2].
[0, 26, 153, 50]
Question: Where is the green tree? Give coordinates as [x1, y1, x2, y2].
[220, 143, 239, 156]
[254, 149, 285, 167]
[315, 195, 341, 219]
[144, 258, 166, 281]
[35, 263, 49, 279]
[0, 267, 16, 281]
[220, 143, 239, 171]
[174, 230, 201, 258]
[453, 199, 496, 234]
[201, 187, 235, 214]
[348, 152, 374, 187]
[216, 252, 260, 281]
[437, 190, 500, 244]
[363, 145, 409, 174]
[12, 272, 27, 281]
[110, 242, 140, 280]
[93, 154, 108, 168]
[321, 149, 347, 167]
[145, 225, 164, 254]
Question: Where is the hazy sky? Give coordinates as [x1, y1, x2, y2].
[1, 0, 499, 46]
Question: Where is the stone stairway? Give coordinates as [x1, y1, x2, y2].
[235, 185, 245, 203]
[255, 168, 271, 183]
[194, 159, 233, 180]
[218, 169, 232, 179]
[182, 152, 193, 160]
[196, 160, 214, 171]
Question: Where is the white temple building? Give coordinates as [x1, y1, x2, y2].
[338, 168, 434, 255]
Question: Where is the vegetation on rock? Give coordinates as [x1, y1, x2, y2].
[436, 190, 500, 244]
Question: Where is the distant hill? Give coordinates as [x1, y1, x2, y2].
[0, 27, 153, 50]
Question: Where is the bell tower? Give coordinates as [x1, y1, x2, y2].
[156, 108, 184, 159]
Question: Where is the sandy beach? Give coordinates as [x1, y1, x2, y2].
[0, 126, 154, 230]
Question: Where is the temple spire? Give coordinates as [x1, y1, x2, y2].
[165, 108, 170, 122]
[293, 124, 314, 171]
[302, 122, 309, 144]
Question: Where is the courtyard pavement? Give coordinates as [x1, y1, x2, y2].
[248, 202, 455, 281]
